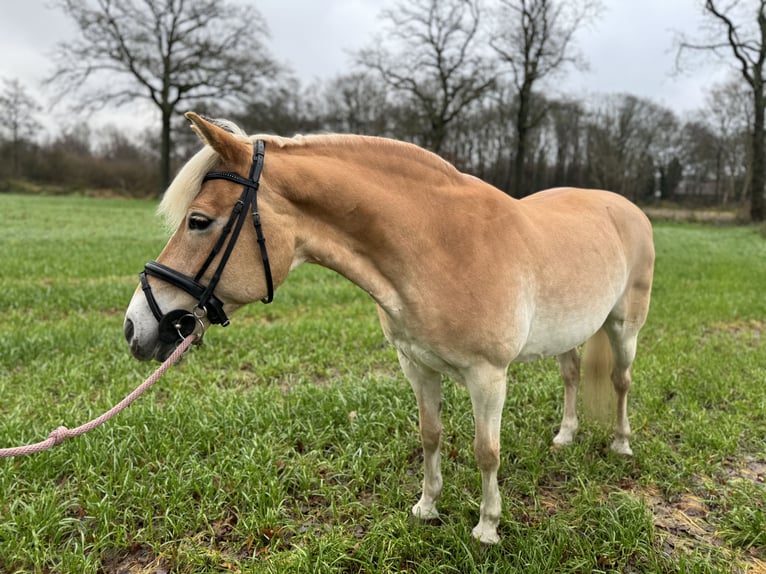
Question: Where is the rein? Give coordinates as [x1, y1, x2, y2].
[140, 140, 273, 343]
[0, 334, 197, 458]
[1, 143, 275, 457]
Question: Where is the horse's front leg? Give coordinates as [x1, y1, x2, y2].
[466, 366, 507, 544]
[398, 351, 443, 520]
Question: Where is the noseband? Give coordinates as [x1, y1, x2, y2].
[139, 140, 274, 344]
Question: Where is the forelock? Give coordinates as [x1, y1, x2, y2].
[158, 117, 249, 230]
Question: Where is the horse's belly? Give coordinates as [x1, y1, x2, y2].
[512, 307, 608, 362]
[513, 336, 585, 363]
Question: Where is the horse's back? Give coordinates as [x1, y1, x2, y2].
[520, 187, 650, 230]
[519, 187, 654, 274]
[536, 187, 654, 294]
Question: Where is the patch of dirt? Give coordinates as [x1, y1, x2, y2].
[627, 457, 766, 573]
[100, 545, 169, 574]
[724, 456, 766, 487]
[705, 319, 766, 341]
[701, 320, 766, 353]
[523, 455, 766, 572]
[635, 486, 719, 553]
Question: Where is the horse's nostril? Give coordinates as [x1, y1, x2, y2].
[124, 318, 135, 342]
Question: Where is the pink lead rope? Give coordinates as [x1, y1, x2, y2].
[0, 335, 197, 458]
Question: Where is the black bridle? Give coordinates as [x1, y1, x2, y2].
[139, 140, 274, 344]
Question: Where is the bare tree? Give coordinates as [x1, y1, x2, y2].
[490, 0, 602, 196]
[585, 94, 674, 202]
[549, 98, 587, 188]
[700, 79, 752, 204]
[0, 78, 41, 176]
[321, 72, 393, 136]
[680, 120, 719, 201]
[445, 83, 516, 184]
[48, 0, 281, 193]
[676, 0, 766, 221]
[357, 0, 495, 154]
[235, 77, 323, 137]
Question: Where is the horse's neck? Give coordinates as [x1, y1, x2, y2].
[269, 142, 454, 310]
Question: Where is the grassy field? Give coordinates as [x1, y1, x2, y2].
[0, 193, 764, 574]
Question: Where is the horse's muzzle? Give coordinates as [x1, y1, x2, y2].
[124, 317, 155, 361]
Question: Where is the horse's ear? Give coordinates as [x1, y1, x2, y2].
[185, 111, 249, 164]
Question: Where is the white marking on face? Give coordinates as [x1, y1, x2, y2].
[124, 281, 198, 361]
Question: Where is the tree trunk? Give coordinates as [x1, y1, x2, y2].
[11, 141, 19, 178]
[428, 115, 447, 156]
[160, 107, 172, 196]
[512, 84, 532, 197]
[751, 79, 765, 221]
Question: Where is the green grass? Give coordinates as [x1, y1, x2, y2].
[1, 193, 765, 573]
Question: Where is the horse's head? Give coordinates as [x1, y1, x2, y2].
[124, 112, 294, 361]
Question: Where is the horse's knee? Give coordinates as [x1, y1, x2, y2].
[420, 422, 441, 452]
[474, 437, 500, 471]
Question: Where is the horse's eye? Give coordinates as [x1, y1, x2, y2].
[188, 214, 212, 231]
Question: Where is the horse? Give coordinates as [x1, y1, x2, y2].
[124, 112, 655, 544]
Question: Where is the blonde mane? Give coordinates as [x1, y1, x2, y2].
[159, 118, 251, 230]
[159, 122, 461, 231]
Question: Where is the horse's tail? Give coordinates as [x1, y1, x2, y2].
[581, 328, 616, 424]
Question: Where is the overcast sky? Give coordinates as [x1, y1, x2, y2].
[0, 0, 734, 137]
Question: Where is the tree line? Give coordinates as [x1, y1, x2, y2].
[0, 0, 764, 221]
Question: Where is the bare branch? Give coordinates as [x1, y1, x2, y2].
[47, 0, 282, 189]
[47, 0, 278, 111]
[356, 0, 495, 153]
[488, 0, 601, 195]
[675, 0, 766, 220]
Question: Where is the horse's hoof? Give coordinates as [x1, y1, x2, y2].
[551, 436, 573, 448]
[412, 503, 439, 521]
[552, 427, 576, 448]
[472, 523, 500, 544]
[610, 438, 633, 456]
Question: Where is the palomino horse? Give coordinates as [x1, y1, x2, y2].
[124, 113, 654, 544]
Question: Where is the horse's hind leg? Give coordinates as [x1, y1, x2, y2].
[603, 320, 640, 455]
[397, 351, 443, 521]
[553, 349, 580, 447]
